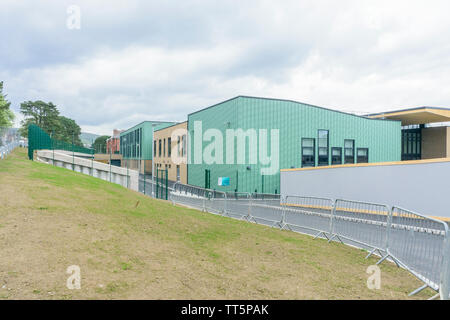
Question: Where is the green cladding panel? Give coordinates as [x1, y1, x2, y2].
[187, 96, 401, 194]
[120, 121, 175, 160]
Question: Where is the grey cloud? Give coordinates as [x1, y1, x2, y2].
[1, 0, 450, 135]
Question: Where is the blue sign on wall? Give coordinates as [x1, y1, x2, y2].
[218, 177, 230, 186]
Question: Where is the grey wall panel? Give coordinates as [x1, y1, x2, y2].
[281, 161, 450, 218]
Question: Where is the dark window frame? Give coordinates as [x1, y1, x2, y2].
[168, 137, 172, 157]
[344, 139, 355, 164]
[182, 134, 186, 157]
[357, 148, 369, 163]
[163, 138, 166, 157]
[317, 129, 329, 166]
[302, 138, 315, 168]
[331, 147, 342, 165]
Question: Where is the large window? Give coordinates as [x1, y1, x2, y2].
[318, 130, 329, 166]
[331, 147, 342, 165]
[302, 138, 315, 167]
[357, 148, 369, 163]
[153, 140, 156, 156]
[182, 135, 186, 157]
[402, 129, 421, 160]
[163, 138, 166, 157]
[344, 139, 355, 164]
[177, 136, 181, 157]
[158, 139, 162, 157]
[168, 137, 172, 157]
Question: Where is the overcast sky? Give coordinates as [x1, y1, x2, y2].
[1, 0, 450, 135]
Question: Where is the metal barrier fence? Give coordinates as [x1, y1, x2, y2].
[378, 206, 449, 299]
[0, 127, 22, 159]
[224, 192, 252, 221]
[331, 199, 389, 258]
[251, 194, 283, 227]
[164, 182, 450, 300]
[283, 195, 333, 239]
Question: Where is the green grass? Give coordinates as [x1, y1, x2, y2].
[0, 148, 435, 300]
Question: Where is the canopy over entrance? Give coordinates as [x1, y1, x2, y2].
[368, 107, 450, 126]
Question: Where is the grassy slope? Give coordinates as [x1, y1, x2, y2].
[0, 148, 434, 299]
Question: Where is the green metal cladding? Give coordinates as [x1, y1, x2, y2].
[187, 96, 401, 194]
[120, 121, 175, 160]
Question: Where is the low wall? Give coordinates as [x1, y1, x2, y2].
[36, 149, 139, 191]
[280, 159, 450, 219]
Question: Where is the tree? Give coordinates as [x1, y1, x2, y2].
[55, 116, 82, 146]
[19, 100, 84, 146]
[93, 135, 111, 154]
[19, 100, 60, 138]
[0, 81, 15, 128]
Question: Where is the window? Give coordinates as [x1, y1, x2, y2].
[302, 138, 315, 167]
[318, 130, 329, 166]
[344, 139, 355, 164]
[177, 136, 181, 157]
[182, 135, 186, 157]
[357, 148, 369, 163]
[163, 138, 166, 157]
[331, 147, 342, 165]
[168, 137, 171, 157]
[154, 140, 156, 156]
[402, 129, 421, 160]
[158, 139, 162, 157]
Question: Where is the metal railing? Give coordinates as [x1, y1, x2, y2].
[377, 206, 449, 299]
[0, 128, 23, 160]
[283, 195, 333, 239]
[163, 182, 450, 300]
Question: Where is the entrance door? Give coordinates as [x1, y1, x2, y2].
[205, 169, 211, 189]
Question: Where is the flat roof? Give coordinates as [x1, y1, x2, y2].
[368, 107, 450, 126]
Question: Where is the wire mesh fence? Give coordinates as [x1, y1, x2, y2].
[28, 124, 94, 160]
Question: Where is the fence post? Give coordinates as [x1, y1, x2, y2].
[202, 191, 206, 212]
[143, 160, 146, 195]
[72, 133, 75, 171]
[156, 168, 159, 199]
[51, 131, 54, 166]
[247, 193, 253, 222]
[126, 160, 129, 189]
[327, 199, 343, 243]
[376, 206, 398, 266]
[91, 139, 94, 176]
[280, 195, 287, 230]
[223, 191, 227, 215]
[165, 169, 168, 200]
[109, 149, 112, 182]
